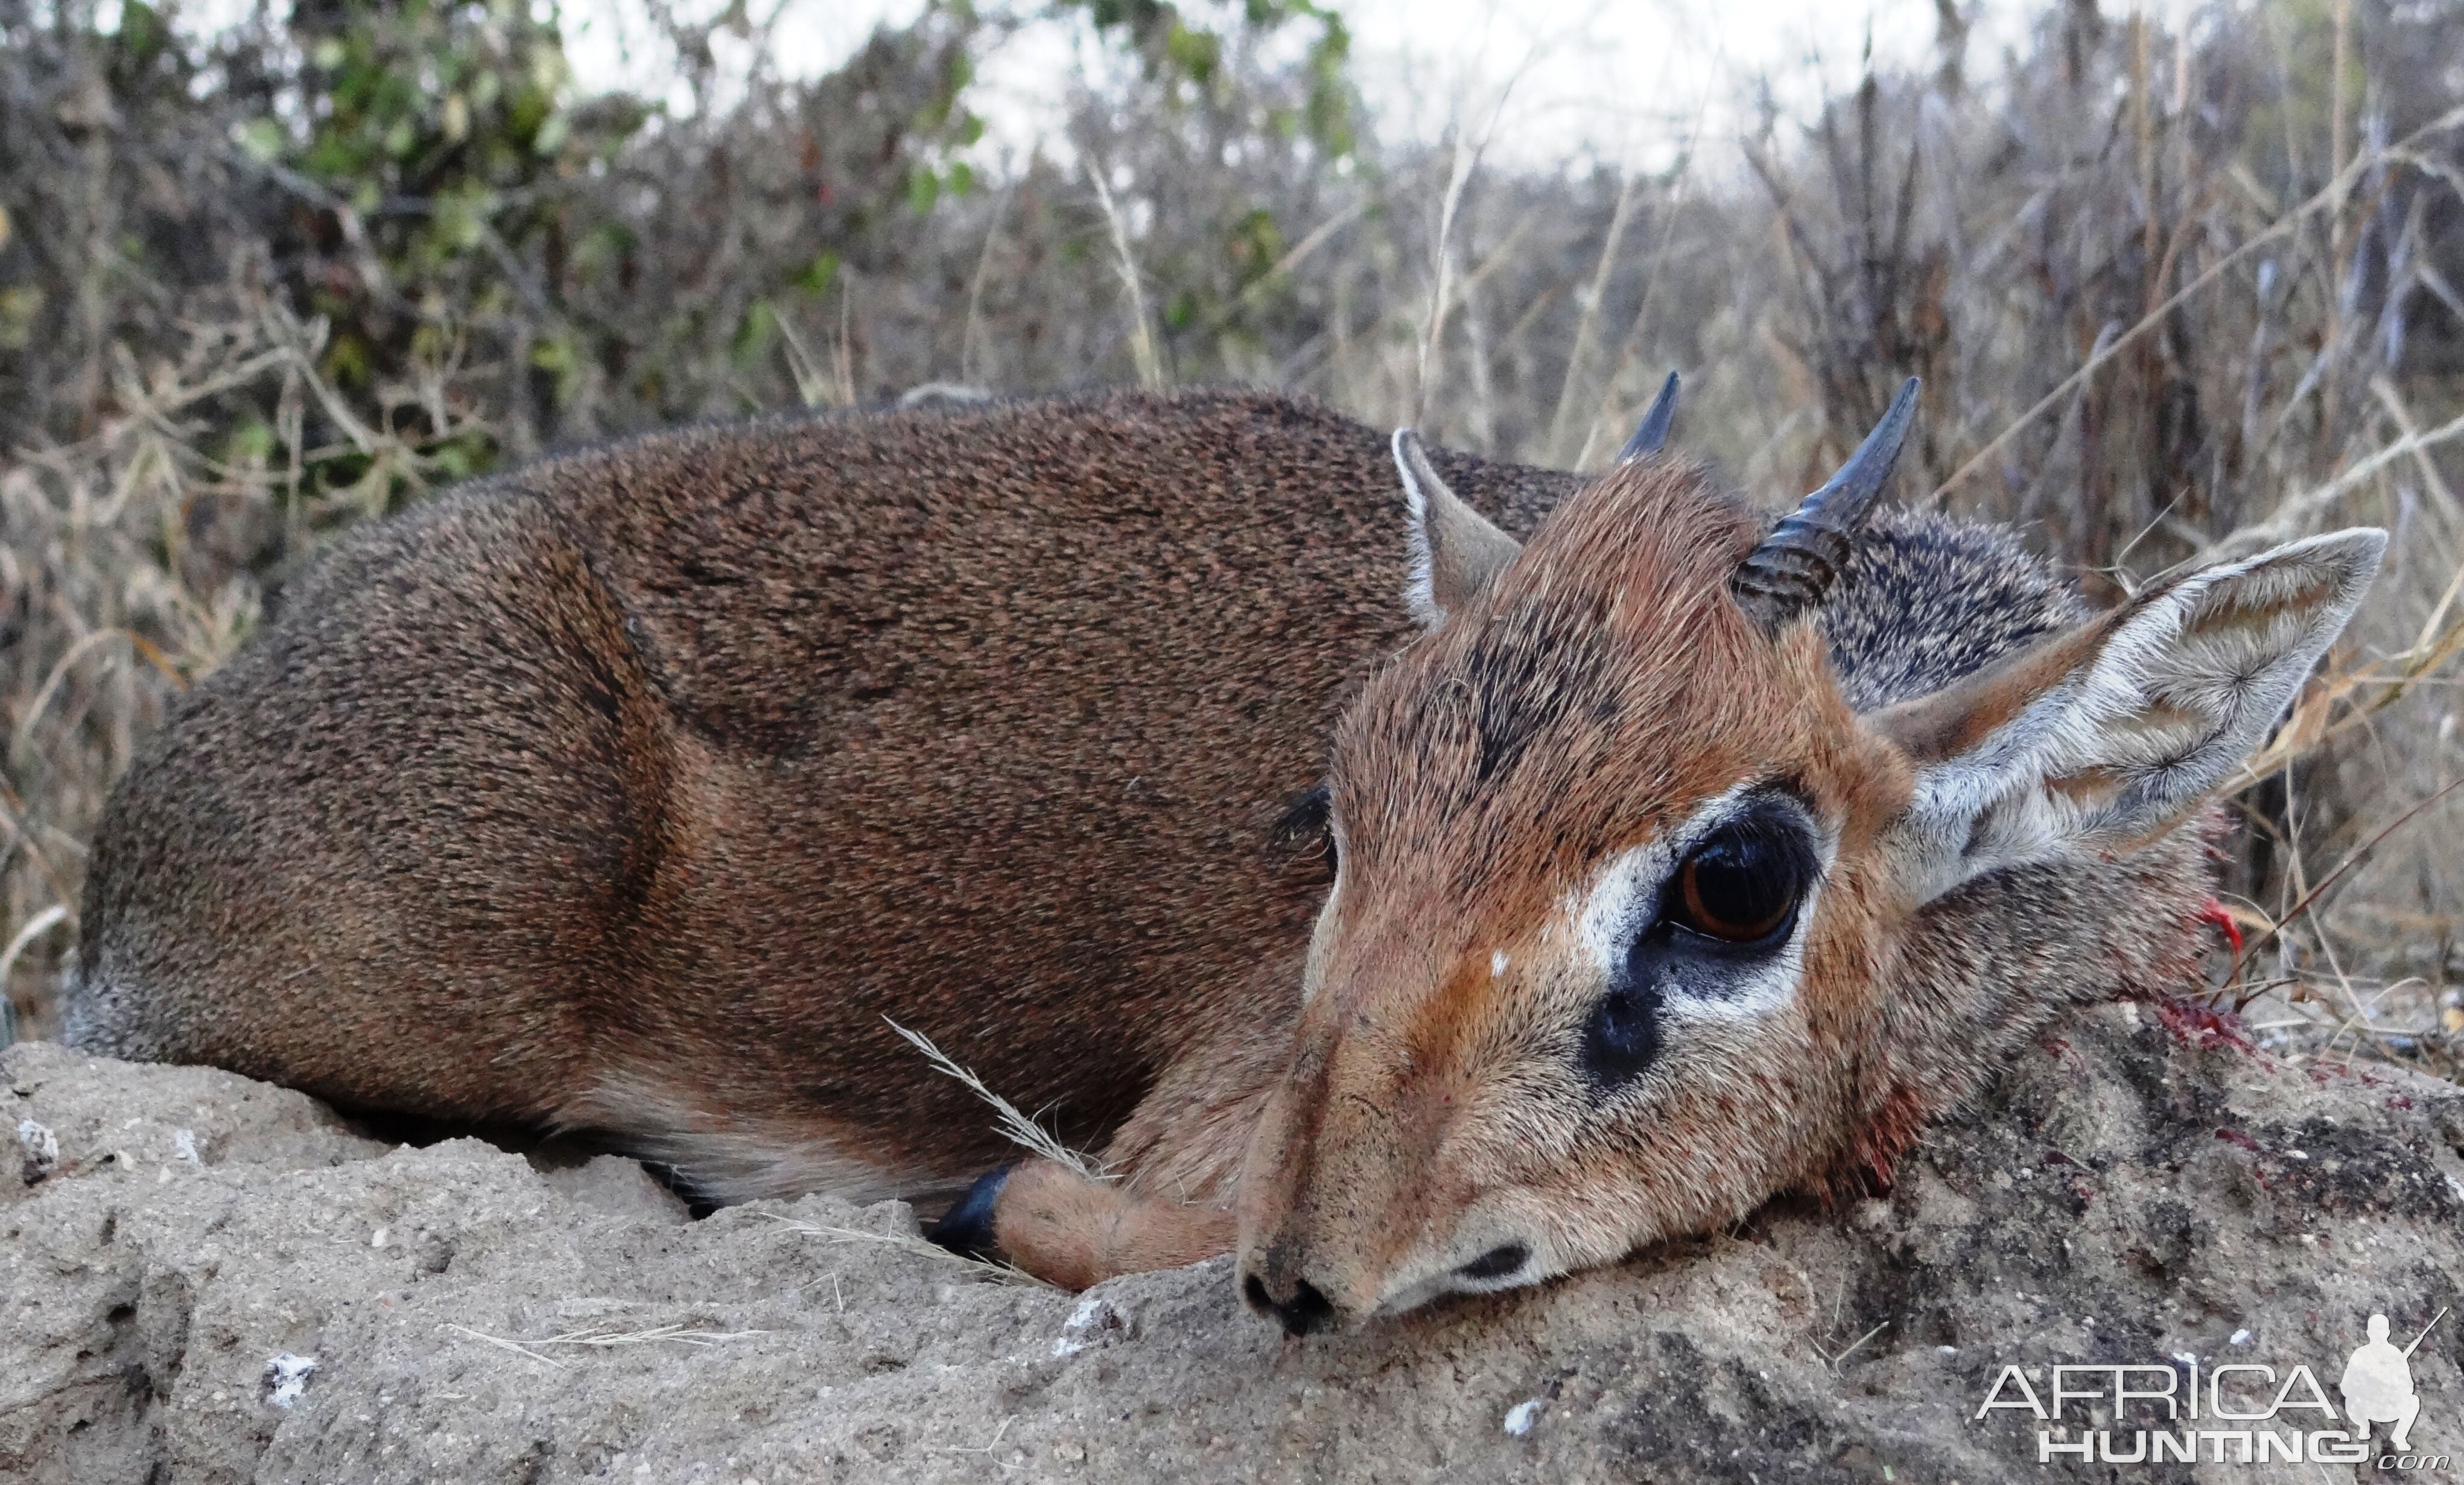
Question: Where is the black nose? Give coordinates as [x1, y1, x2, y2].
[1243, 1271, 1338, 1337]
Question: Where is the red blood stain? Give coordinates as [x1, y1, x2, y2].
[2197, 896, 2246, 956]
[2153, 997, 2255, 1053]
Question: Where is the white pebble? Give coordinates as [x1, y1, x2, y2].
[1053, 1295, 1125, 1358]
[1503, 1399, 1543, 1437]
[17, 1119, 58, 1175]
[266, 1353, 318, 1408]
[2229, 1329, 2252, 1346]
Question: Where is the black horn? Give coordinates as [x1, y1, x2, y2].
[1615, 372, 1681, 463]
[1730, 377, 1920, 634]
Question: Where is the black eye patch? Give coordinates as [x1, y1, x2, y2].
[1578, 795, 1820, 1092]
[1581, 970, 1663, 1089]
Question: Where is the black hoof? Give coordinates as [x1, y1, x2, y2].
[927, 1164, 1014, 1261]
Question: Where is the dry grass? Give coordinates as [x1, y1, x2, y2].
[882, 1017, 1111, 1182]
[2, 0, 2462, 1086]
[439, 1320, 772, 1369]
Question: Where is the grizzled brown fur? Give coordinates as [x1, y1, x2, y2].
[71, 391, 1576, 1198]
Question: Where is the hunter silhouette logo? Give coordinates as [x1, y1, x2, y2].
[2344, 1312, 2431, 1452]
[1974, 1307, 2450, 1466]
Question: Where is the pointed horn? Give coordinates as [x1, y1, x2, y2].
[1731, 377, 1920, 634]
[1615, 372, 1681, 463]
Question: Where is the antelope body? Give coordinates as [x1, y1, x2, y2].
[66, 384, 2381, 1335]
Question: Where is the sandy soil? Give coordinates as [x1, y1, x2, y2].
[7, 1002, 2463, 1483]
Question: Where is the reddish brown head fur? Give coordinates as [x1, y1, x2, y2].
[1236, 424, 2383, 1333]
[1239, 462, 1917, 1323]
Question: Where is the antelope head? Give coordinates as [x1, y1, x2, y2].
[1236, 380, 2384, 1334]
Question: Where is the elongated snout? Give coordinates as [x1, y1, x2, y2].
[1237, 1174, 1543, 1335]
[1233, 1037, 1387, 1334]
[1231, 988, 1516, 1334]
[1231, 1000, 1426, 1334]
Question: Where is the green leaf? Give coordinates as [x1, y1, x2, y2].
[529, 335, 580, 407]
[223, 421, 278, 466]
[323, 333, 371, 389]
[732, 301, 780, 366]
[115, 0, 168, 63]
[798, 251, 842, 296]
[236, 118, 285, 164]
[1164, 23, 1221, 85]
[1230, 206, 1285, 285]
[0, 287, 40, 351]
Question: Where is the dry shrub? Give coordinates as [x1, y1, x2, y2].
[4, 0, 2462, 1077]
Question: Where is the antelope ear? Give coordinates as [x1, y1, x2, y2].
[1870, 529, 2386, 905]
[1392, 428, 1520, 629]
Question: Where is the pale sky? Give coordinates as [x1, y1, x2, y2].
[559, 0, 2046, 174]
[132, 0, 2070, 173]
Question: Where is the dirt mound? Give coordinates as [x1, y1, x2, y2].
[7, 1003, 2462, 1483]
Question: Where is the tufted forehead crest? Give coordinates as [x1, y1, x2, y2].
[1330, 462, 1802, 898]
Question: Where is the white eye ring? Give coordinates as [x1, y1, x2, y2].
[1567, 786, 1831, 1022]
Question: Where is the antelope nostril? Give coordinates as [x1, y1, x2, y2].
[1277, 1279, 1336, 1337]
[1243, 1270, 1338, 1337]
[1242, 1273, 1274, 1314]
[1458, 1243, 1529, 1280]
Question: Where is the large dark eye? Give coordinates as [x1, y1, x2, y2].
[1663, 818, 1812, 944]
[1271, 782, 1338, 885]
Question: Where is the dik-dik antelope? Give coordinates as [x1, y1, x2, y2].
[66, 381, 2380, 1335]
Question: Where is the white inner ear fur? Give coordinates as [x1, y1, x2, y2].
[1395, 436, 1445, 629]
[1890, 527, 2386, 906]
[1392, 428, 1521, 629]
[1564, 784, 1831, 1024]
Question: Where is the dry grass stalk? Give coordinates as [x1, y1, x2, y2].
[439, 1321, 768, 1368]
[881, 1017, 1108, 1182]
[1088, 162, 1163, 392]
